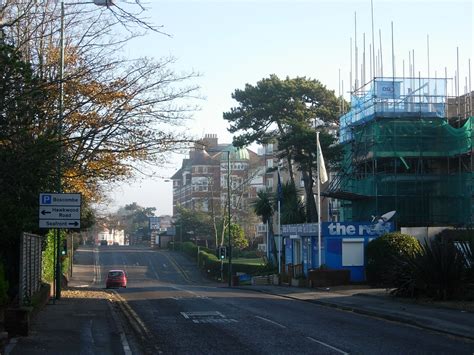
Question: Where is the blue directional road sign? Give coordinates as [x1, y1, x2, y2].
[39, 193, 81, 229]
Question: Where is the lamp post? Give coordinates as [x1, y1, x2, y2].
[163, 179, 175, 250]
[55, 0, 115, 300]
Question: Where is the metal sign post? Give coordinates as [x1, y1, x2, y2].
[39, 193, 81, 300]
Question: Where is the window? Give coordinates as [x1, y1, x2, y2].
[293, 239, 302, 264]
[256, 224, 267, 233]
[192, 177, 209, 192]
[266, 159, 273, 168]
[342, 239, 364, 266]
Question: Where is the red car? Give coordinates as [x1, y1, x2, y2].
[105, 270, 127, 288]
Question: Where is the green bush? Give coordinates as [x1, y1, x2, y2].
[179, 242, 198, 258]
[175, 242, 275, 281]
[197, 250, 275, 281]
[176, 242, 215, 259]
[42, 230, 70, 282]
[366, 232, 421, 286]
[234, 250, 260, 259]
[391, 238, 473, 300]
[0, 263, 9, 306]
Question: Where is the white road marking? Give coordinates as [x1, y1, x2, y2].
[149, 258, 160, 280]
[175, 286, 210, 299]
[255, 316, 287, 329]
[162, 263, 168, 268]
[181, 311, 224, 318]
[93, 248, 101, 283]
[306, 336, 349, 355]
[181, 311, 237, 323]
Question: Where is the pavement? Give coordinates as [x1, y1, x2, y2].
[237, 284, 474, 341]
[2, 251, 473, 355]
[2, 260, 133, 355]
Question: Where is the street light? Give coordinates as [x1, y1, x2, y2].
[55, 0, 115, 300]
[162, 179, 176, 249]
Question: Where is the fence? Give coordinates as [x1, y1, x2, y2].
[19, 233, 43, 306]
[283, 263, 303, 279]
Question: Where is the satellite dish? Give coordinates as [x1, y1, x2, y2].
[370, 211, 396, 235]
[379, 210, 396, 222]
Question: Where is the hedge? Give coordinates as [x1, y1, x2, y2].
[366, 232, 421, 286]
[197, 250, 275, 281]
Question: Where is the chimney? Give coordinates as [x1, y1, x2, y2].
[200, 133, 218, 149]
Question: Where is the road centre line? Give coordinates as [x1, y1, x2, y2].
[306, 336, 349, 355]
[255, 316, 287, 329]
[93, 248, 101, 284]
[122, 255, 130, 280]
[148, 257, 160, 280]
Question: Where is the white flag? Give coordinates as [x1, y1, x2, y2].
[317, 134, 328, 184]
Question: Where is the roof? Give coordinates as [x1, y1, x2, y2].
[189, 150, 217, 166]
[220, 145, 250, 161]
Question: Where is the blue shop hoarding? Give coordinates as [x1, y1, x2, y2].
[282, 221, 394, 282]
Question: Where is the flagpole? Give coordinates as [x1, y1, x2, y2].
[266, 220, 269, 261]
[316, 131, 328, 268]
[316, 132, 322, 268]
[277, 165, 281, 274]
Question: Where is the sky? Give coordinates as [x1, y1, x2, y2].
[105, 0, 473, 216]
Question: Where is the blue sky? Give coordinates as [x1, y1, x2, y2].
[108, 0, 473, 215]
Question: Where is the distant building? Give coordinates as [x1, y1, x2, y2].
[97, 227, 125, 245]
[170, 134, 265, 246]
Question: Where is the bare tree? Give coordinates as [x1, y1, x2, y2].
[0, 0, 200, 202]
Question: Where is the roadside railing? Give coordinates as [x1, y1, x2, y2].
[19, 233, 43, 306]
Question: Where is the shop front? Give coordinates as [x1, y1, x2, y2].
[282, 221, 394, 282]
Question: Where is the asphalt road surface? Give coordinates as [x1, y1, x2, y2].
[76, 245, 474, 355]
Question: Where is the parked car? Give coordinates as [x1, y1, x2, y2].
[105, 270, 127, 288]
[100, 240, 108, 246]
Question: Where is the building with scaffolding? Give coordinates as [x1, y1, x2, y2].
[325, 77, 473, 227]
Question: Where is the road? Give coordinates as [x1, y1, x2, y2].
[75, 245, 474, 355]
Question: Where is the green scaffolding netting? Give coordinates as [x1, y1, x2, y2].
[337, 117, 473, 227]
[352, 117, 473, 158]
